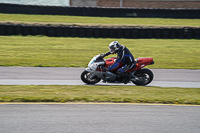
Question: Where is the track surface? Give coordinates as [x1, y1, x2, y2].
[0, 67, 200, 88]
[0, 103, 199, 133]
[0, 68, 200, 133]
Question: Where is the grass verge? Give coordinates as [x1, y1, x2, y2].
[0, 85, 199, 105]
[1, 13, 200, 28]
[0, 36, 200, 69]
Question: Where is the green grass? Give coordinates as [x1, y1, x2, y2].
[0, 36, 199, 69]
[0, 85, 199, 105]
[1, 13, 200, 27]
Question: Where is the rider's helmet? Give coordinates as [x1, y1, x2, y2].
[109, 41, 120, 54]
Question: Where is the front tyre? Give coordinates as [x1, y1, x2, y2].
[132, 68, 154, 86]
[81, 70, 101, 84]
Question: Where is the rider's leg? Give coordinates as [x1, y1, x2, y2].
[116, 68, 124, 80]
[116, 68, 129, 84]
[121, 64, 135, 84]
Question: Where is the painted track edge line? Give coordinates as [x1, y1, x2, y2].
[0, 102, 199, 106]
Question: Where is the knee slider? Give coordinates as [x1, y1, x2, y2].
[117, 68, 124, 75]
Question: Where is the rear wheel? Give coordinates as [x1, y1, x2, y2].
[132, 68, 153, 86]
[81, 70, 101, 84]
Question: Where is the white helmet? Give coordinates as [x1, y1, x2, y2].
[109, 41, 120, 54]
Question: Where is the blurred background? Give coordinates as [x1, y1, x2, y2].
[0, 0, 200, 8]
[0, 0, 199, 68]
[0, 0, 70, 6]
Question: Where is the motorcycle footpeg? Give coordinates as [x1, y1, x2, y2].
[130, 78, 137, 82]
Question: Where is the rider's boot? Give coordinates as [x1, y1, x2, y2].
[123, 73, 130, 84]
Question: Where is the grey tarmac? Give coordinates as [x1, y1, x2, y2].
[0, 103, 199, 133]
[0, 67, 200, 133]
[0, 67, 200, 88]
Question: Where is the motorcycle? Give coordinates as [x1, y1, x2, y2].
[81, 54, 154, 86]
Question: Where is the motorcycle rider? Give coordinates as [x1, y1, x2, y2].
[102, 41, 135, 84]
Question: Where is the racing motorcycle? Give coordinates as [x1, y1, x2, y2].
[81, 54, 154, 86]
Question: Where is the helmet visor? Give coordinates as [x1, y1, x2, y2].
[109, 45, 116, 53]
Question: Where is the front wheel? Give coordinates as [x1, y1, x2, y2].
[132, 68, 154, 86]
[81, 70, 101, 84]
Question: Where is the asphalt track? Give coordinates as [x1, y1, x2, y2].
[0, 67, 200, 133]
[0, 67, 200, 88]
[0, 103, 200, 133]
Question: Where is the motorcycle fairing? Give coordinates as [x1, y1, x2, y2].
[105, 57, 154, 72]
[130, 57, 154, 71]
[85, 68, 117, 82]
[95, 71, 117, 82]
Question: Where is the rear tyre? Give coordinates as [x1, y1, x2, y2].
[132, 68, 153, 86]
[81, 70, 101, 84]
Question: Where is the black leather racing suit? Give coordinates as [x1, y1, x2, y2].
[104, 45, 135, 74]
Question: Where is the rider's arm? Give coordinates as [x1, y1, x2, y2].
[100, 52, 111, 58]
[104, 52, 111, 57]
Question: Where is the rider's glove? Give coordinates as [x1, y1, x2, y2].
[100, 53, 105, 57]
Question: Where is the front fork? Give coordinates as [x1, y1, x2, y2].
[85, 68, 96, 79]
